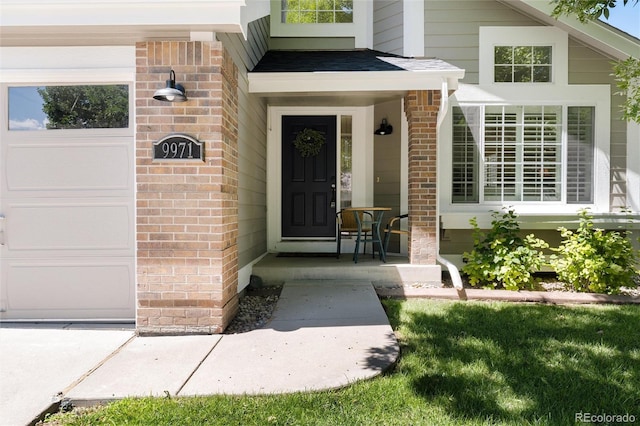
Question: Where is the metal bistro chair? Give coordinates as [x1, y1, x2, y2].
[336, 208, 373, 260]
[383, 214, 409, 256]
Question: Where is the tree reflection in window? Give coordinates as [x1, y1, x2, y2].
[8, 85, 129, 130]
[494, 46, 552, 83]
[282, 0, 353, 23]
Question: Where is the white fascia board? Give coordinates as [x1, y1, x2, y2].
[503, 0, 639, 59]
[249, 70, 464, 95]
[0, 46, 136, 82]
[0, 0, 245, 29]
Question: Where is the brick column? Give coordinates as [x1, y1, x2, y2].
[404, 90, 440, 265]
[135, 41, 239, 334]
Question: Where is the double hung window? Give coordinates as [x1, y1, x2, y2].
[452, 105, 595, 205]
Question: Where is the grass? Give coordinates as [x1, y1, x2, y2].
[45, 300, 640, 425]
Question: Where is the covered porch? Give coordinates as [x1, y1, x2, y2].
[248, 49, 465, 284]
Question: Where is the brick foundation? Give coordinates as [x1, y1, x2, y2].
[404, 90, 440, 265]
[135, 41, 239, 334]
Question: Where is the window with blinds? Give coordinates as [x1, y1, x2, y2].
[452, 107, 480, 202]
[452, 105, 594, 204]
[566, 107, 595, 203]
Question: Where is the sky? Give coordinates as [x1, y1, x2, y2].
[599, 1, 640, 37]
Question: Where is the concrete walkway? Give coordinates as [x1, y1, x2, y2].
[0, 280, 399, 426]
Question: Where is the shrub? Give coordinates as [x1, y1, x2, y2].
[462, 208, 549, 291]
[551, 209, 639, 294]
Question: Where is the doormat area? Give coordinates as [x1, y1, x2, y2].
[276, 252, 336, 258]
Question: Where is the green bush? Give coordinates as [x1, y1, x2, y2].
[551, 209, 639, 294]
[462, 208, 549, 291]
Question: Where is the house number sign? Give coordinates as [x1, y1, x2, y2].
[153, 134, 204, 161]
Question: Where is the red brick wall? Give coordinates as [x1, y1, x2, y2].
[135, 41, 239, 334]
[404, 90, 440, 265]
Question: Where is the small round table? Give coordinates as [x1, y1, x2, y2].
[347, 207, 391, 263]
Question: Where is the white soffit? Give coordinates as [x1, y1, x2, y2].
[0, 0, 264, 46]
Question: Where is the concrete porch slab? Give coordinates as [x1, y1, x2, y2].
[252, 253, 441, 287]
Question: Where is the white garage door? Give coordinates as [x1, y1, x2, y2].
[0, 82, 135, 320]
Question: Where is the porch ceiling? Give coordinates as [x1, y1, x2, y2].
[248, 50, 465, 105]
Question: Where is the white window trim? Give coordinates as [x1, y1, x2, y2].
[0, 46, 135, 138]
[270, 0, 372, 48]
[439, 83, 611, 218]
[479, 27, 569, 86]
[628, 120, 640, 212]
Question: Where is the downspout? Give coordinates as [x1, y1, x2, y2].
[435, 78, 467, 300]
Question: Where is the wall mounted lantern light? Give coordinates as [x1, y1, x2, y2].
[374, 118, 393, 135]
[153, 70, 188, 102]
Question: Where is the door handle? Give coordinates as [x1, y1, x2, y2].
[330, 183, 336, 209]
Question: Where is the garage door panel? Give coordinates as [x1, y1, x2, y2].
[5, 141, 131, 195]
[2, 259, 134, 320]
[6, 201, 133, 253]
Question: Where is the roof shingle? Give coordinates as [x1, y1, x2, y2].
[252, 49, 464, 75]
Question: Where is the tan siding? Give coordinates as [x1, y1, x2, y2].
[218, 18, 269, 271]
[424, 0, 541, 84]
[373, 100, 402, 252]
[568, 37, 627, 210]
[373, 0, 404, 55]
[269, 37, 355, 50]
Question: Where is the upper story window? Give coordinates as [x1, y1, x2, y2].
[479, 27, 568, 86]
[281, 0, 353, 24]
[494, 46, 552, 83]
[271, 0, 369, 48]
[8, 85, 129, 131]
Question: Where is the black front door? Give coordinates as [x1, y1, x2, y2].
[282, 115, 337, 238]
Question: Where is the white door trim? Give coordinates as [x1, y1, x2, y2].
[267, 105, 373, 252]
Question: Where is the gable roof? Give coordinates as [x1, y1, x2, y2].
[501, 0, 639, 60]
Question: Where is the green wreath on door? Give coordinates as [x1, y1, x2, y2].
[294, 128, 325, 158]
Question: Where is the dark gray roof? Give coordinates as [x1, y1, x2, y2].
[251, 49, 464, 74]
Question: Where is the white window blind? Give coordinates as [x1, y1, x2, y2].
[452, 105, 593, 205]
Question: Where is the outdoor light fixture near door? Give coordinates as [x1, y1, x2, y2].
[153, 70, 188, 102]
[374, 118, 393, 135]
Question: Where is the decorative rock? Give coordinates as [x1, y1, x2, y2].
[224, 287, 282, 334]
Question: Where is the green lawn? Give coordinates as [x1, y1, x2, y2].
[46, 300, 640, 425]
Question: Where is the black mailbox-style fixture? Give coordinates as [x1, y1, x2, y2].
[153, 70, 188, 102]
[374, 118, 393, 135]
